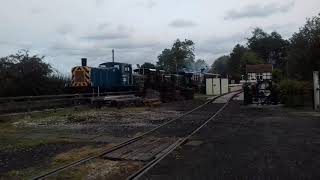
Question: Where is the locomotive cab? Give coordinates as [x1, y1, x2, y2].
[99, 62, 133, 85]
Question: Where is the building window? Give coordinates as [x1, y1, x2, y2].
[256, 73, 263, 81]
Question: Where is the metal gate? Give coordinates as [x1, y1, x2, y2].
[206, 78, 229, 95]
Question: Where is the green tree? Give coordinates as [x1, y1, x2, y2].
[141, 62, 156, 69]
[210, 55, 230, 77]
[194, 59, 208, 72]
[272, 69, 283, 83]
[0, 50, 68, 97]
[287, 13, 320, 80]
[228, 44, 247, 81]
[247, 28, 288, 68]
[240, 51, 264, 74]
[157, 49, 172, 72]
[157, 39, 195, 73]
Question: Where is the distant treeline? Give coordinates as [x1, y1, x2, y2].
[0, 50, 69, 97]
[210, 13, 320, 82]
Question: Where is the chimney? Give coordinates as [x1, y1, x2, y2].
[81, 58, 87, 66]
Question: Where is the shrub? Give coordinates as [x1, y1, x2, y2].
[0, 50, 69, 97]
[272, 69, 283, 83]
[279, 80, 311, 107]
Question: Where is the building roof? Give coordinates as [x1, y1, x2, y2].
[246, 64, 273, 73]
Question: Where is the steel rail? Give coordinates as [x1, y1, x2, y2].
[0, 91, 136, 102]
[126, 91, 242, 180]
[31, 93, 227, 180]
[0, 91, 137, 115]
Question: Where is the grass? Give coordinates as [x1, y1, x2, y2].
[0, 118, 69, 153]
[3, 106, 146, 126]
[0, 105, 147, 153]
[0, 105, 147, 179]
[2, 144, 114, 179]
[51, 144, 113, 165]
[5, 168, 38, 180]
[0, 137, 70, 153]
[53, 159, 143, 180]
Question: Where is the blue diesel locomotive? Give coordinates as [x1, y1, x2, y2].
[71, 58, 135, 93]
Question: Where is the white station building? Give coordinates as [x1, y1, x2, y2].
[241, 64, 273, 84]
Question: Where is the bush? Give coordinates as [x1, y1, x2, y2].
[272, 69, 283, 83]
[0, 50, 69, 97]
[280, 80, 311, 107]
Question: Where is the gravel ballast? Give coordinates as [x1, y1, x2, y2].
[140, 100, 320, 179]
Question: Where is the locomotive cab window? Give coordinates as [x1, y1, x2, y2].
[114, 65, 120, 69]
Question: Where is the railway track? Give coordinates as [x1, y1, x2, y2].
[32, 91, 241, 180]
[0, 91, 136, 116]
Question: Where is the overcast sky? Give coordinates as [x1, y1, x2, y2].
[1, 0, 319, 74]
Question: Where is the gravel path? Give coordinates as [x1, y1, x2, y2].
[140, 100, 320, 179]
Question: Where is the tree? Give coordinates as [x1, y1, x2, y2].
[157, 39, 195, 73]
[240, 51, 264, 74]
[194, 59, 208, 72]
[228, 44, 247, 81]
[272, 69, 283, 83]
[157, 49, 173, 72]
[247, 28, 288, 68]
[0, 50, 68, 97]
[287, 13, 320, 80]
[141, 62, 156, 69]
[210, 55, 230, 77]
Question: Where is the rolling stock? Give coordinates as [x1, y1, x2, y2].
[71, 58, 135, 93]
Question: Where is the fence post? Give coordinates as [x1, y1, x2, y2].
[314, 71, 320, 111]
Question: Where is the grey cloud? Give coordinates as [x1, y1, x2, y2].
[81, 32, 130, 41]
[0, 40, 33, 49]
[264, 23, 298, 38]
[49, 42, 106, 58]
[198, 46, 230, 56]
[49, 36, 162, 60]
[136, 0, 157, 8]
[195, 32, 249, 64]
[31, 8, 43, 14]
[110, 41, 161, 50]
[57, 24, 74, 35]
[224, 1, 295, 20]
[169, 19, 197, 28]
[95, 0, 104, 7]
[198, 33, 247, 54]
[145, 0, 156, 8]
[81, 25, 133, 40]
[97, 23, 110, 30]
